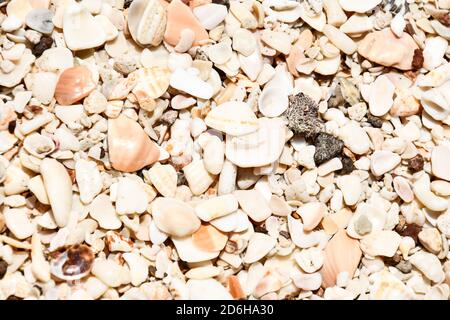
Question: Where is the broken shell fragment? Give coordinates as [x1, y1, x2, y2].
[192, 224, 228, 252]
[107, 115, 160, 173]
[205, 101, 258, 136]
[50, 244, 94, 281]
[54, 66, 96, 105]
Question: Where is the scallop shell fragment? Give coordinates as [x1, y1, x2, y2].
[127, 0, 167, 47]
[131, 67, 171, 110]
[147, 162, 177, 198]
[192, 224, 228, 252]
[182, 160, 216, 196]
[205, 101, 259, 136]
[226, 117, 286, 168]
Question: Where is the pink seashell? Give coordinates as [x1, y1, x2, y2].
[54, 66, 96, 105]
[108, 114, 160, 172]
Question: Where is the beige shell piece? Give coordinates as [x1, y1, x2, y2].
[182, 160, 216, 196]
[147, 162, 177, 198]
[192, 224, 228, 252]
[131, 67, 171, 109]
[225, 117, 286, 168]
[127, 0, 167, 46]
[23, 133, 55, 159]
[320, 229, 362, 288]
[107, 114, 160, 173]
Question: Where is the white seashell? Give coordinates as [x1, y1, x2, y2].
[123, 253, 149, 287]
[187, 279, 233, 300]
[208, 40, 233, 65]
[339, 121, 371, 155]
[89, 194, 121, 230]
[152, 197, 200, 237]
[193, 4, 228, 30]
[300, 4, 326, 31]
[369, 75, 395, 117]
[432, 145, 450, 182]
[170, 68, 214, 99]
[413, 174, 448, 212]
[203, 136, 224, 175]
[338, 0, 382, 13]
[390, 12, 405, 38]
[75, 159, 102, 205]
[268, 195, 291, 216]
[287, 214, 322, 248]
[336, 175, 361, 206]
[26, 8, 54, 34]
[91, 259, 130, 287]
[185, 266, 221, 280]
[183, 160, 216, 195]
[393, 176, 414, 203]
[238, 45, 263, 81]
[410, 251, 445, 283]
[210, 209, 242, 232]
[147, 162, 177, 198]
[195, 194, 238, 222]
[370, 270, 416, 299]
[258, 86, 289, 118]
[205, 101, 259, 136]
[262, 0, 302, 23]
[40, 158, 72, 228]
[3, 207, 35, 240]
[294, 247, 324, 273]
[218, 159, 237, 195]
[261, 30, 292, 55]
[297, 202, 327, 231]
[225, 117, 286, 168]
[23, 133, 55, 159]
[370, 150, 401, 176]
[233, 28, 257, 56]
[115, 177, 150, 215]
[149, 219, 168, 245]
[31, 234, 51, 283]
[314, 55, 341, 75]
[360, 231, 401, 257]
[63, 3, 106, 51]
[421, 83, 450, 121]
[172, 235, 220, 263]
[28, 175, 49, 205]
[94, 14, 118, 42]
[323, 24, 357, 55]
[340, 14, 372, 34]
[243, 233, 277, 264]
[127, 0, 166, 46]
[234, 189, 271, 222]
[292, 272, 322, 291]
[423, 37, 447, 71]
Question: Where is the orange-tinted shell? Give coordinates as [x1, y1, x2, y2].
[191, 224, 228, 252]
[164, 0, 209, 46]
[320, 229, 362, 288]
[107, 114, 160, 173]
[54, 66, 96, 105]
[227, 275, 246, 300]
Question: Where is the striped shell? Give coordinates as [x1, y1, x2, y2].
[147, 162, 177, 198]
[182, 160, 215, 195]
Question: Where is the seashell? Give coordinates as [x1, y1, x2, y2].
[170, 68, 214, 99]
[107, 114, 160, 173]
[23, 133, 55, 159]
[131, 67, 171, 109]
[209, 209, 246, 232]
[50, 244, 94, 281]
[187, 279, 233, 300]
[91, 259, 131, 288]
[420, 81, 450, 121]
[232, 28, 257, 57]
[147, 162, 177, 198]
[192, 224, 228, 252]
[360, 231, 401, 257]
[195, 194, 238, 222]
[40, 158, 72, 228]
[297, 202, 327, 231]
[127, 0, 167, 47]
[227, 275, 246, 299]
[320, 229, 362, 288]
[370, 150, 401, 176]
[262, 0, 302, 23]
[423, 37, 447, 71]
[152, 197, 201, 237]
[89, 194, 122, 230]
[75, 159, 103, 205]
[26, 8, 54, 34]
[203, 136, 224, 175]
[28, 175, 49, 205]
[261, 30, 292, 55]
[238, 45, 263, 81]
[268, 195, 291, 216]
[370, 270, 416, 299]
[0, 49, 35, 88]
[94, 14, 118, 42]
[205, 101, 258, 136]
[410, 251, 445, 283]
[243, 233, 277, 264]
[432, 145, 450, 182]
[193, 3, 228, 30]
[339, 0, 382, 13]
[225, 117, 286, 168]
[357, 29, 418, 70]
[340, 14, 373, 34]
[54, 66, 96, 105]
[115, 177, 152, 215]
[182, 159, 216, 196]
[253, 271, 282, 298]
[234, 189, 271, 222]
[369, 75, 395, 117]
[258, 86, 289, 117]
[171, 94, 197, 110]
[6, 0, 33, 23]
[164, 0, 209, 47]
[229, 1, 258, 29]
[3, 207, 35, 240]
[172, 235, 221, 263]
[62, 3, 106, 51]
[393, 176, 414, 203]
[292, 272, 322, 291]
[123, 252, 149, 287]
[417, 62, 450, 88]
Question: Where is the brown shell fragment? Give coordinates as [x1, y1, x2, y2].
[50, 244, 94, 281]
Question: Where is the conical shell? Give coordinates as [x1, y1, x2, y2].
[108, 114, 160, 173]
